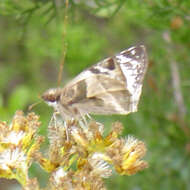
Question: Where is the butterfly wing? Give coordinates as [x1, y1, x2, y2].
[62, 45, 148, 116]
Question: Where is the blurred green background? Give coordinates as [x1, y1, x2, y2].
[0, 0, 190, 189]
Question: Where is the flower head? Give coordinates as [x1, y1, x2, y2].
[107, 135, 148, 175]
[0, 111, 42, 186]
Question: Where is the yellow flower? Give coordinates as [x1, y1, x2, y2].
[0, 111, 42, 187]
[107, 136, 148, 175]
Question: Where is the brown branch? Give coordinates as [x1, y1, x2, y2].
[169, 59, 186, 119]
[163, 31, 189, 136]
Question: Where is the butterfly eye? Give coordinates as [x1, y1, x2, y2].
[106, 58, 115, 70]
[41, 88, 61, 103]
[42, 94, 59, 102]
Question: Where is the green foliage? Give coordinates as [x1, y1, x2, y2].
[0, 0, 190, 189]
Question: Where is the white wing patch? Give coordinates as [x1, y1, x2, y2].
[116, 54, 132, 64]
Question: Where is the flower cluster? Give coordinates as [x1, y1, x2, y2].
[0, 112, 148, 190]
[0, 111, 42, 189]
[36, 115, 148, 190]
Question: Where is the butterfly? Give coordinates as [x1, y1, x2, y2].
[42, 45, 148, 121]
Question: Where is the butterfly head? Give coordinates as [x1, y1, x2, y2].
[41, 88, 62, 108]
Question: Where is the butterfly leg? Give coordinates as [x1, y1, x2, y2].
[78, 114, 90, 137]
[64, 121, 69, 142]
[49, 111, 59, 128]
[86, 113, 92, 120]
[82, 115, 88, 126]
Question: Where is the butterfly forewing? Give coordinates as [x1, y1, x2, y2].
[59, 45, 148, 117]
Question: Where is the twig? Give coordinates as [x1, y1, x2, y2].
[169, 60, 186, 119]
[57, 0, 69, 86]
[163, 31, 189, 136]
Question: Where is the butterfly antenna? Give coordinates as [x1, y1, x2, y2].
[28, 100, 42, 111]
[28, 94, 43, 111]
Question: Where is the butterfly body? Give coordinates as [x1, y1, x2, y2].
[42, 45, 148, 120]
